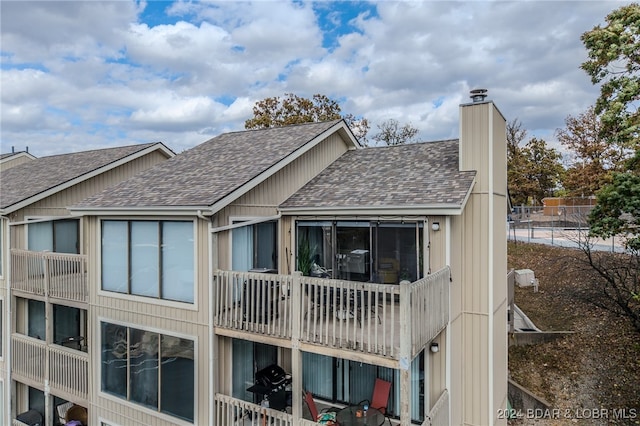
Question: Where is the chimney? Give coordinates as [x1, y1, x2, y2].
[470, 88, 488, 103]
[12, 146, 15, 153]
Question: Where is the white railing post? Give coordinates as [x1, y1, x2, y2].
[399, 280, 412, 425]
[291, 271, 303, 422]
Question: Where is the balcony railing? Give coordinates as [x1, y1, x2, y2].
[11, 334, 46, 383]
[214, 393, 293, 425]
[11, 333, 89, 401]
[213, 267, 451, 360]
[11, 249, 88, 303]
[426, 389, 449, 426]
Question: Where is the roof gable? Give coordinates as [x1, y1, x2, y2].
[74, 120, 350, 211]
[0, 143, 172, 212]
[280, 140, 476, 213]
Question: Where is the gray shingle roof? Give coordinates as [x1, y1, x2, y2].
[280, 140, 475, 210]
[0, 143, 162, 210]
[76, 120, 343, 208]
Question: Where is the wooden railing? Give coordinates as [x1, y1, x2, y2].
[213, 267, 451, 360]
[11, 249, 88, 303]
[426, 389, 449, 426]
[214, 393, 293, 425]
[11, 334, 46, 383]
[409, 267, 450, 357]
[49, 345, 89, 399]
[11, 334, 89, 400]
[213, 271, 293, 339]
[300, 277, 400, 358]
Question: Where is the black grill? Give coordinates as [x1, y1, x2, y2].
[247, 364, 292, 410]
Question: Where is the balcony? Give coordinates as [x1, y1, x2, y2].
[213, 267, 450, 362]
[11, 249, 88, 303]
[11, 333, 89, 402]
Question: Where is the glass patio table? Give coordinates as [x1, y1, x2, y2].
[335, 405, 385, 426]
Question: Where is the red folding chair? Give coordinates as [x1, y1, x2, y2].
[370, 378, 392, 414]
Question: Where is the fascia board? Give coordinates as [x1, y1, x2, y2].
[3, 143, 175, 214]
[0, 152, 37, 163]
[68, 206, 212, 217]
[278, 205, 465, 216]
[209, 121, 354, 215]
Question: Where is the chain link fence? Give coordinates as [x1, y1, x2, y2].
[508, 205, 624, 253]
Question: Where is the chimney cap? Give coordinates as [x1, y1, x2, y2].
[470, 89, 488, 103]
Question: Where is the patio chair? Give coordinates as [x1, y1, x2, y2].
[303, 390, 336, 423]
[360, 378, 392, 415]
[303, 390, 320, 420]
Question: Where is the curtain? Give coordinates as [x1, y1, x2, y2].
[102, 221, 128, 293]
[302, 352, 333, 400]
[130, 221, 159, 297]
[160, 335, 194, 421]
[28, 222, 53, 252]
[411, 352, 424, 421]
[232, 225, 253, 272]
[161, 221, 194, 303]
[232, 339, 254, 402]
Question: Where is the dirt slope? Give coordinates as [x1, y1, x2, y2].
[507, 242, 640, 425]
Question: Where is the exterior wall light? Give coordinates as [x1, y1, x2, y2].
[430, 342, 439, 353]
[431, 222, 440, 231]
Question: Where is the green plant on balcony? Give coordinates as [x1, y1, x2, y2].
[297, 236, 314, 276]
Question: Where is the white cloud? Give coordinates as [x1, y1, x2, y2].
[0, 0, 629, 156]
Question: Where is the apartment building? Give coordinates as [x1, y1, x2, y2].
[0, 143, 174, 425]
[3, 94, 507, 426]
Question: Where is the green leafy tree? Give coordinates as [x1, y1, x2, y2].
[581, 3, 639, 159]
[578, 3, 640, 332]
[244, 93, 369, 144]
[506, 118, 530, 205]
[521, 138, 565, 205]
[371, 119, 419, 146]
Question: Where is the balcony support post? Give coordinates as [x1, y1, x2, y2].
[399, 280, 412, 425]
[291, 271, 303, 422]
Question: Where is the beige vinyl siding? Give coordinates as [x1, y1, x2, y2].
[17, 150, 169, 219]
[428, 329, 447, 409]
[0, 154, 33, 172]
[427, 215, 447, 273]
[215, 132, 350, 271]
[449, 101, 507, 425]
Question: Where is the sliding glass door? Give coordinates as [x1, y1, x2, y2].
[297, 221, 423, 284]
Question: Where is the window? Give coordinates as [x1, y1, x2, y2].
[101, 322, 195, 422]
[232, 221, 277, 271]
[0, 300, 3, 356]
[0, 219, 3, 276]
[28, 219, 79, 254]
[101, 220, 194, 303]
[28, 300, 45, 341]
[297, 221, 423, 284]
[54, 305, 87, 351]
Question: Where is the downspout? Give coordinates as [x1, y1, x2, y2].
[4, 217, 11, 426]
[206, 215, 215, 426]
[445, 215, 452, 423]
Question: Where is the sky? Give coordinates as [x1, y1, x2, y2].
[0, 1, 628, 157]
